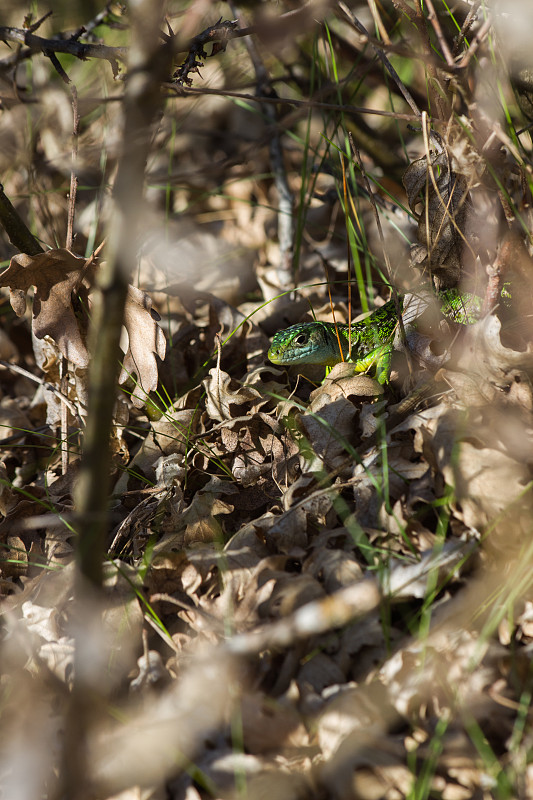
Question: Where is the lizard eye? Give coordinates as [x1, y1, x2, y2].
[293, 333, 308, 345]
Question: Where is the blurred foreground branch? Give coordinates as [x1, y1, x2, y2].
[67, 4, 171, 795]
[0, 185, 43, 256]
[74, 2, 171, 587]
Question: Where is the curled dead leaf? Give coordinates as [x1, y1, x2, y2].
[455, 313, 533, 387]
[0, 249, 92, 367]
[203, 366, 264, 422]
[403, 134, 473, 286]
[300, 390, 358, 472]
[119, 285, 167, 407]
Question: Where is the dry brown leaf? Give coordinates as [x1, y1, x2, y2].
[0, 252, 165, 409]
[152, 476, 237, 553]
[203, 365, 264, 422]
[0, 462, 14, 517]
[1, 534, 28, 578]
[180, 478, 236, 544]
[115, 407, 198, 494]
[303, 545, 363, 593]
[442, 441, 531, 534]
[317, 684, 391, 758]
[403, 135, 473, 287]
[299, 395, 357, 472]
[297, 651, 346, 694]
[30, 333, 85, 426]
[119, 285, 167, 407]
[455, 313, 533, 389]
[319, 731, 413, 799]
[0, 327, 19, 360]
[0, 249, 92, 367]
[261, 574, 325, 618]
[217, 411, 287, 488]
[240, 693, 309, 754]
[0, 397, 31, 440]
[88, 650, 237, 795]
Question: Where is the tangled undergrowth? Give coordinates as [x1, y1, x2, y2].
[1, 2, 533, 798]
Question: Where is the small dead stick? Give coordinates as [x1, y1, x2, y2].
[66, 85, 80, 250]
[56, 85, 82, 473]
[59, 84, 81, 474]
[423, 0, 454, 68]
[339, 2, 421, 117]
[43, 41, 81, 473]
[177, 84, 424, 123]
[455, 15, 492, 70]
[452, 1, 481, 60]
[229, 2, 294, 289]
[366, 0, 391, 45]
[0, 185, 43, 255]
[0, 359, 83, 421]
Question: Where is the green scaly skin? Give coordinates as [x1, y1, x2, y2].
[268, 290, 485, 384]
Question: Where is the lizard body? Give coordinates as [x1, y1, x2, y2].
[267, 289, 485, 384]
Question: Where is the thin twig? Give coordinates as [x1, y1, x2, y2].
[366, 0, 391, 45]
[0, 360, 83, 421]
[455, 16, 492, 70]
[74, 2, 171, 586]
[338, 2, 421, 117]
[452, 1, 481, 60]
[173, 85, 424, 122]
[423, 0, 454, 68]
[61, 85, 81, 474]
[230, 3, 293, 289]
[81, 2, 129, 38]
[59, 359, 69, 474]
[66, 85, 80, 250]
[65, 3, 172, 796]
[0, 184, 43, 255]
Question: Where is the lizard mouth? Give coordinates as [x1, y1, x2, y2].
[267, 345, 309, 364]
[268, 342, 330, 365]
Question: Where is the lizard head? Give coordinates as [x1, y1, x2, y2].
[268, 322, 343, 366]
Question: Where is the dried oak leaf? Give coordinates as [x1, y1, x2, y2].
[119, 285, 167, 407]
[152, 476, 237, 552]
[240, 692, 309, 754]
[0, 249, 91, 367]
[403, 135, 473, 287]
[455, 313, 533, 387]
[203, 366, 264, 422]
[299, 382, 362, 472]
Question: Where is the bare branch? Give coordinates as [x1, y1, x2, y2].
[0, 184, 43, 255]
[230, 3, 293, 288]
[173, 18, 237, 86]
[0, 25, 128, 71]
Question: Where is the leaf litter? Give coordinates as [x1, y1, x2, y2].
[2, 6, 533, 800]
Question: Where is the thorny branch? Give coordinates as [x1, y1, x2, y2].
[0, 25, 128, 76]
[0, 4, 325, 85]
[172, 18, 237, 86]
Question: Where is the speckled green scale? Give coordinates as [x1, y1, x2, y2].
[267, 289, 490, 384]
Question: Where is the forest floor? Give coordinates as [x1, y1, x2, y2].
[1, 2, 533, 799]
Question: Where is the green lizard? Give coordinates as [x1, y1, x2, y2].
[267, 289, 487, 384]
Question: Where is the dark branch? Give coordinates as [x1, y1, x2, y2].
[173, 19, 237, 86]
[0, 184, 43, 255]
[0, 25, 128, 68]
